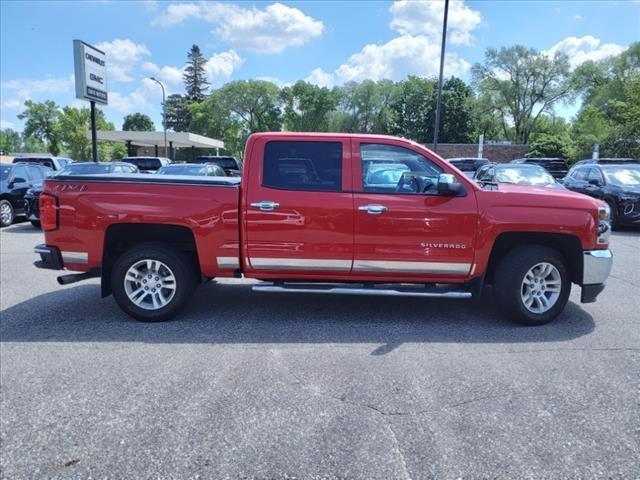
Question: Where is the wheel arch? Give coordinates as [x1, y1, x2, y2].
[485, 232, 583, 286]
[101, 223, 201, 297]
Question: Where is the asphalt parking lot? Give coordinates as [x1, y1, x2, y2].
[1, 221, 639, 479]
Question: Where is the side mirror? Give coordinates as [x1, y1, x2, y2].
[437, 173, 463, 195]
[588, 178, 601, 186]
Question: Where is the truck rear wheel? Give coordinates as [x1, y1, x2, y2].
[111, 244, 196, 322]
[493, 245, 571, 326]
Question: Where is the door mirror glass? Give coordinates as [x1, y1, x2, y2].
[437, 173, 463, 195]
[12, 177, 26, 184]
[588, 178, 601, 186]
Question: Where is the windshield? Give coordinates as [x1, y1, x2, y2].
[495, 166, 555, 186]
[58, 164, 112, 175]
[0, 166, 11, 180]
[157, 165, 208, 176]
[603, 166, 640, 187]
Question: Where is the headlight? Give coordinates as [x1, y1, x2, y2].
[598, 206, 610, 222]
[597, 206, 610, 245]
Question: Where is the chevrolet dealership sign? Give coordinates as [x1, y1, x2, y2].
[73, 40, 108, 105]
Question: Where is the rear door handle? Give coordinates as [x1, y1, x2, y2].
[250, 201, 280, 211]
[358, 204, 388, 215]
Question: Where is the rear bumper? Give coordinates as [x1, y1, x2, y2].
[34, 244, 63, 270]
[580, 249, 612, 303]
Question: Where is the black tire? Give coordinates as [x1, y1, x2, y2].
[0, 199, 15, 227]
[493, 245, 571, 326]
[111, 244, 196, 322]
[30, 220, 41, 228]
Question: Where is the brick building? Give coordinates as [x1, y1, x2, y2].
[429, 143, 530, 163]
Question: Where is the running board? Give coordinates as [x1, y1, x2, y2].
[252, 282, 472, 299]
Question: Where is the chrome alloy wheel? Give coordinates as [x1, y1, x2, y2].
[0, 203, 12, 225]
[521, 262, 562, 314]
[124, 259, 177, 310]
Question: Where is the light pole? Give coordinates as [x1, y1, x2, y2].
[433, 0, 449, 153]
[149, 77, 167, 156]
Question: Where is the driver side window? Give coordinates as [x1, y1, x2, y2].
[360, 143, 443, 194]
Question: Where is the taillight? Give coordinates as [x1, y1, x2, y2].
[40, 193, 58, 231]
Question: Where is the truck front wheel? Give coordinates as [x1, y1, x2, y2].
[493, 245, 571, 326]
[111, 244, 196, 322]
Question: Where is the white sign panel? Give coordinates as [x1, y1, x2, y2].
[73, 40, 108, 105]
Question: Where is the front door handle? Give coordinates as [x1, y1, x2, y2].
[358, 204, 388, 215]
[250, 201, 280, 211]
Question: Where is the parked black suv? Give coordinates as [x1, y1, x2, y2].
[12, 155, 72, 171]
[24, 162, 139, 227]
[562, 163, 640, 227]
[572, 158, 639, 167]
[1, 163, 53, 227]
[510, 157, 569, 179]
[192, 156, 242, 176]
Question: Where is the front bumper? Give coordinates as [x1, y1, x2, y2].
[24, 195, 40, 221]
[581, 249, 613, 303]
[34, 244, 63, 270]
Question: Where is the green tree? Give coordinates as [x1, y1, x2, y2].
[280, 81, 338, 132]
[438, 77, 475, 143]
[59, 106, 122, 161]
[389, 76, 434, 142]
[216, 80, 282, 134]
[331, 80, 397, 134]
[184, 44, 209, 102]
[189, 94, 243, 156]
[472, 45, 572, 144]
[0, 129, 21, 153]
[22, 134, 47, 153]
[122, 112, 155, 131]
[527, 133, 572, 158]
[570, 43, 640, 160]
[164, 94, 191, 132]
[17, 100, 62, 155]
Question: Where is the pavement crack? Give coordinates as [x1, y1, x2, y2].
[386, 421, 412, 480]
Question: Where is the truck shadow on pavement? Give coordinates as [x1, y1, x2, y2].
[0, 282, 596, 354]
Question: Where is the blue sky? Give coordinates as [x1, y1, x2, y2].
[1, 0, 639, 133]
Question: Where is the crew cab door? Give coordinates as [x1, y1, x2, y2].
[351, 139, 478, 280]
[243, 136, 354, 275]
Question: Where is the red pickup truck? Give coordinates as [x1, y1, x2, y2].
[34, 133, 613, 326]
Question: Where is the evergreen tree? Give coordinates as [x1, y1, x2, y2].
[183, 44, 209, 102]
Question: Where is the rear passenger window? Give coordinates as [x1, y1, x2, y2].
[263, 141, 342, 192]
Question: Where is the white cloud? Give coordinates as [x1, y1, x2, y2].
[152, 2, 324, 53]
[1, 75, 74, 111]
[95, 38, 151, 82]
[336, 34, 470, 83]
[546, 35, 626, 68]
[256, 76, 289, 88]
[204, 50, 245, 86]
[389, 0, 482, 46]
[571, 14, 583, 21]
[105, 78, 161, 116]
[305, 68, 335, 88]
[1, 119, 17, 129]
[142, 62, 184, 88]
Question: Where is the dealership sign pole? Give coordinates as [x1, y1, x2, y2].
[73, 40, 108, 162]
[432, 0, 449, 153]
